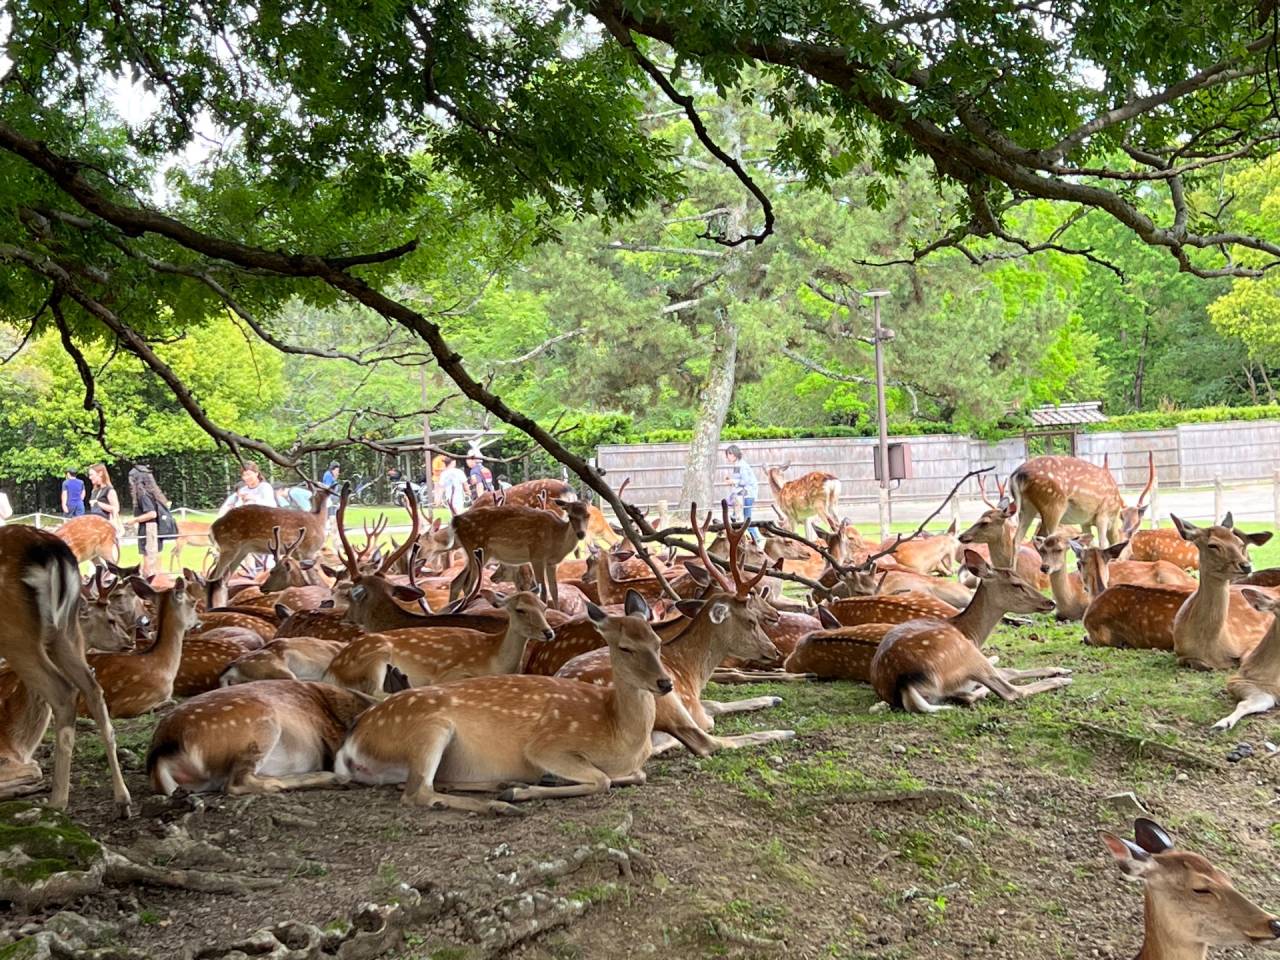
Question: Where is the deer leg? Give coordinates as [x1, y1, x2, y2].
[17, 663, 77, 810]
[710, 668, 816, 684]
[970, 666, 1072, 702]
[545, 562, 560, 608]
[702, 696, 784, 716]
[997, 666, 1072, 681]
[902, 685, 952, 713]
[498, 755, 618, 802]
[1212, 690, 1276, 731]
[403, 724, 518, 814]
[229, 771, 342, 794]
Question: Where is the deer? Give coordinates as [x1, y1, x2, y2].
[876, 521, 962, 576]
[765, 464, 841, 535]
[0, 525, 132, 815]
[869, 550, 1070, 712]
[1100, 818, 1280, 958]
[167, 515, 215, 574]
[1124, 527, 1201, 570]
[147, 680, 376, 795]
[827, 593, 960, 627]
[219, 636, 348, 685]
[334, 591, 674, 814]
[1007, 449, 1155, 548]
[1207, 588, 1280, 730]
[449, 498, 592, 607]
[1171, 514, 1274, 670]
[54, 514, 119, 568]
[469, 478, 575, 511]
[172, 629, 268, 696]
[957, 476, 1049, 588]
[208, 488, 330, 605]
[85, 577, 201, 718]
[783, 608, 891, 683]
[324, 589, 554, 695]
[231, 526, 328, 605]
[1069, 538, 1197, 595]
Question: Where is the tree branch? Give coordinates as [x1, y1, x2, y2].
[487, 327, 585, 366]
[778, 344, 920, 415]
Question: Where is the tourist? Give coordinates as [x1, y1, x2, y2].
[723, 444, 762, 543]
[129, 464, 176, 577]
[61, 468, 85, 517]
[438, 457, 468, 515]
[87, 463, 124, 537]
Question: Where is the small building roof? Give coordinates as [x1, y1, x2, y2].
[381, 428, 505, 453]
[1028, 401, 1107, 427]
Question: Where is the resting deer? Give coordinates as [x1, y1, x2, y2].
[957, 476, 1049, 588]
[1034, 534, 1192, 621]
[54, 514, 119, 568]
[1171, 514, 1273, 670]
[0, 526, 132, 815]
[870, 551, 1070, 712]
[827, 593, 959, 627]
[335, 591, 673, 814]
[1008, 449, 1154, 548]
[86, 577, 200, 717]
[220, 636, 347, 685]
[765, 464, 841, 535]
[147, 680, 375, 795]
[173, 629, 266, 696]
[1124, 526, 1201, 570]
[1101, 818, 1280, 958]
[1209, 588, 1280, 730]
[876, 522, 961, 576]
[208, 488, 330, 604]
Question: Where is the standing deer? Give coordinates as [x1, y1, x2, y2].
[208, 489, 330, 604]
[54, 514, 119, 568]
[1008, 449, 1155, 548]
[1171, 514, 1273, 670]
[870, 551, 1070, 712]
[1100, 818, 1280, 957]
[0, 525, 132, 815]
[765, 465, 842, 535]
[335, 591, 674, 814]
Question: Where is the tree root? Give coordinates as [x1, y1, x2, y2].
[103, 851, 281, 895]
[1068, 721, 1219, 770]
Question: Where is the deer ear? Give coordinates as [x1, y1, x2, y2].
[811, 524, 830, 539]
[1171, 514, 1198, 541]
[624, 589, 650, 620]
[1105, 541, 1128, 560]
[1100, 832, 1155, 880]
[674, 599, 703, 618]
[1222, 511, 1235, 529]
[946, 518, 958, 535]
[128, 576, 157, 600]
[1241, 588, 1277, 613]
[1239, 530, 1273, 548]
[585, 602, 608, 628]
[817, 605, 841, 629]
[274, 603, 293, 620]
[391, 584, 425, 601]
[1068, 539, 1086, 559]
[1033, 536, 1045, 549]
[1133, 818, 1175, 855]
[708, 601, 730, 624]
[685, 564, 710, 585]
[1003, 501, 1017, 518]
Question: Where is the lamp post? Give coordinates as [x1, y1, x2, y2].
[864, 289, 893, 542]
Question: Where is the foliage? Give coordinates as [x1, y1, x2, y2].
[1084, 404, 1280, 433]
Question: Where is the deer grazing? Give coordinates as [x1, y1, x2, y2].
[1100, 818, 1280, 957]
[147, 680, 376, 795]
[54, 514, 119, 568]
[765, 464, 841, 534]
[0, 525, 132, 815]
[1008, 449, 1154, 547]
[870, 551, 1070, 712]
[1171, 514, 1273, 670]
[335, 591, 673, 814]
[208, 489, 330, 604]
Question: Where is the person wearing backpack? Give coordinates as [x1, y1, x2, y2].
[129, 464, 177, 576]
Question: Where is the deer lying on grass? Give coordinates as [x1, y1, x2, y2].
[147, 680, 376, 795]
[870, 551, 1070, 712]
[54, 514, 119, 568]
[172, 629, 267, 696]
[208, 489, 330, 604]
[827, 593, 959, 627]
[86, 578, 200, 717]
[0, 525, 132, 814]
[1171, 514, 1273, 670]
[220, 636, 347, 685]
[1008, 450, 1154, 547]
[876, 521, 961, 576]
[1210, 589, 1280, 730]
[335, 592, 673, 814]
[766, 464, 841, 534]
[1101, 818, 1280, 957]
[1124, 526, 1200, 570]
[1033, 534, 1194, 621]
[957, 477, 1049, 588]
[230, 527, 329, 610]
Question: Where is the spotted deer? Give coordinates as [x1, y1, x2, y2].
[869, 551, 1070, 712]
[1171, 514, 1273, 670]
[1008, 450, 1154, 548]
[876, 522, 961, 576]
[957, 476, 1049, 588]
[0, 525, 131, 814]
[1100, 818, 1280, 958]
[469, 478, 575, 511]
[827, 593, 959, 627]
[54, 514, 119, 568]
[1125, 526, 1201, 570]
[1034, 533, 1192, 622]
[147, 680, 376, 795]
[208, 490, 330, 604]
[219, 636, 348, 685]
[1208, 589, 1280, 730]
[765, 464, 841, 534]
[335, 592, 674, 813]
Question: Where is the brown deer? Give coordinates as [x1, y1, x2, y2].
[827, 593, 959, 626]
[208, 489, 330, 604]
[765, 464, 841, 534]
[1034, 534, 1192, 621]
[877, 522, 961, 576]
[219, 636, 347, 685]
[85, 577, 200, 717]
[469, 478, 575, 511]
[1125, 526, 1200, 570]
[147, 680, 376, 795]
[334, 593, 673, 813]
[1007, 449, 1154, 548]
[1100, 818, 1280, 957]
[54, 514, 119, 568]
[957, 476, 1049, 588]
[167, 515, 215, 574]
[870, 551, 1069, 712]
[1171, 514, 1273, 670]
[0, 525, 132, 815]
[172, 629, 266, 696]
[1210, 589, 1280, 730]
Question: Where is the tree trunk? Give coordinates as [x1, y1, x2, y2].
[1132, 318, 1149, 409]
[679, 306, 738, 510]
[1260, 364, 1276, 404]
[1243, 364, 1260, 404]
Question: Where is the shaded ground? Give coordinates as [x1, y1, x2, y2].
[4, 615, 1280, 959]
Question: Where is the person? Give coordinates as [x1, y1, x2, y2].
[322, 461, 340, 489]
[466, 457, 494, 499]
[0, 488, 11, 526]
[234, 462, 276, 508]
[320, 461, 340, 535]
[129, 464, 176, 577]
[495, 474, 513, 492]
[723, 444, 762, 544]
[438, 457, 468, 515]
[61, 469, 85, 517]
[87, 463, 124, 538]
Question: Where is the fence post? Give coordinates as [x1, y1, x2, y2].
[1274, 470, 1280, 529]
[950, 491, 961, 529]
[1149, 467, 1160, 529]
[1214, 475, 1224, 524]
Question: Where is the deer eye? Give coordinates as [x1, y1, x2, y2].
[1192, 887, 1214, 896]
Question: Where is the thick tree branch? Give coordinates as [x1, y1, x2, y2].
[779, 344, 920, 415]
[488, 327, 585, 366]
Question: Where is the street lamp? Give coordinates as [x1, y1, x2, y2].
[864, 289, 893, 542]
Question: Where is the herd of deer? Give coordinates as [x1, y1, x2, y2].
[2, 453, 1280, 954]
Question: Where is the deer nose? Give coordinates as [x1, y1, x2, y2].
[655, 677, 674, 696]
[577, 532, 586, 540]
[1040, 564, 1050, 574]
[1241, 562, 1253, 574]
[1269, 919, 1280, 938]
[542, 628, 555, 641]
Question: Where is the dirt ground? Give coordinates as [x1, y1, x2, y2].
[4, 618, 1280, 959]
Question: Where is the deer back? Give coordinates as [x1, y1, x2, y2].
[1011, 456, 1122, 519]
[827, 594, 959, 627]
[54, 514, 118, 564]
[211, 504, 325, 557]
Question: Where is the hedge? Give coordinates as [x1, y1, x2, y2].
[1081, 404, 1280, 433]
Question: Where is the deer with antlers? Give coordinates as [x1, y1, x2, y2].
[1171, 514, 1273, 670]
[1100, 818, 1280, 958]
[0, 526, 132, 814]
[54, 514, 119, 568]
[1007, 450, 1155, 548]
[208, 489, 331, 605]
[957, 476, 1050, 588]
[147, 680, 376, 795]
[869, 550, 1070, 712]
[232, 526, 331, 611]
[335, 590, 673, 813]
[765, 464, 842, 535]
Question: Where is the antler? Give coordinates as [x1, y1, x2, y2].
[357, 515, 389, 565]
[335, 482, 360, 580]
[446, 549, 486, 612]
[1137, 450, 1156, 508]
[719, 499, 769, 598]
[268, 525, 283, 562]
[377, 491, 420, 575]
[860, 466, 995, 569]
[284, 526, 306, 556]
[689, 503, 733, 593]
[618, 477, 631, 499]
[977, 474, 996, 510]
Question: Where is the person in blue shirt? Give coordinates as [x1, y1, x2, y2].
[322, 461, 340, 490]
[61, 469, 86, 517]
[722, 445, 762, 543]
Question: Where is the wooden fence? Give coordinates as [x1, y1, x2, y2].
[596, 419, 1280, 511]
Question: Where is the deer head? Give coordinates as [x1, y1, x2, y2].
[1172, 513, 1270, 582]
[960, 549, 1054, 615]
[585, 591, 673, 697]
